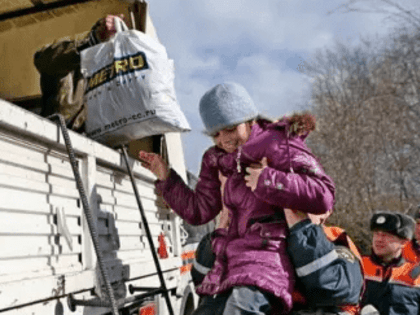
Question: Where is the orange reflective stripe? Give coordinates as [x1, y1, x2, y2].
[403, 241, 420, 264]
[363, 257, 380, 278]
[324, 226, 363, 262]
[181, 250, 196, 260]
[323, 226, 344, 241]
[180, 263, 193, 275]
[363, 256, 420, 286]
[346, 235, 363, 262]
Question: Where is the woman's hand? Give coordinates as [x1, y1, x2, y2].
[284, 208, 308, 228]
[284, 208, 332, 228]
[244, 157, 268, 191]
[138, 151, 169, 181]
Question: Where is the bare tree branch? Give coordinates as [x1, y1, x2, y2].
[304, 32, 420, 252]
[329, 0, 420, 28]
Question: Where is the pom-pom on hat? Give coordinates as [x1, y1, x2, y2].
[370, 211, 415, 240]
[199, 82, 259, 136]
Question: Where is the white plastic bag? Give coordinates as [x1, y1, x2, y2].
[81, 18, 190, 146]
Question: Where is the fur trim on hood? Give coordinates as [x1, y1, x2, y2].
[281, 112, 316, 137]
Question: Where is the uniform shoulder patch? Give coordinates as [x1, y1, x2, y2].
[335, 245, 356, 263]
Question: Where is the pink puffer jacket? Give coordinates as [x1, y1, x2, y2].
[155, 119, 335, 313]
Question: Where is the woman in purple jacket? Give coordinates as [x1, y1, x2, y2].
[139, 82, 335, 315]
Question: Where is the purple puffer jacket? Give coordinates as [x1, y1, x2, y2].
[218, 119, 336, 214]
[155, 119, 335, 313]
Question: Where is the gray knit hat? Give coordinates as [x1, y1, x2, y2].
[199, 82, 259, 136]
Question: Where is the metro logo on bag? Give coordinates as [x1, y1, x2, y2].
[81, 18, 190, 147]
[86, 52, 149, 92]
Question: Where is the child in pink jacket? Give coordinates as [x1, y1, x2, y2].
[139, 82, 335, 315]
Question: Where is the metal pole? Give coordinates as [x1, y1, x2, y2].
[50, 114, 119, 315]
[68, 288, 163, 310]
[120, 146, 174, 315]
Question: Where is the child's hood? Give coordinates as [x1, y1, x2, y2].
[269, 112, 316, 141]
[217, 113, 317, 175]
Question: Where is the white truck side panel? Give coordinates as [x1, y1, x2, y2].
[0, 100, 186, 314]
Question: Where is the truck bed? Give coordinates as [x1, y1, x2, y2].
[0, 99, 184, 314]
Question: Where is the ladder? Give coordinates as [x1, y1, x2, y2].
[51, 114, 175, 315]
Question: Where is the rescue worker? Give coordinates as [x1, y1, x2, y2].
[402, 206, 420, 263]
[191, 208, 365, 315]
[284, 209, 364, 315]
[34, 14, 123, 132]
[361, 211, 420, 315]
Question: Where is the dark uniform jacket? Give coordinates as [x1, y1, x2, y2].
[362, 254, 420, 315]
[288, 219, 364, 315]
[33, 23, 100, 131]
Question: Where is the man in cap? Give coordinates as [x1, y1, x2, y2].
[402, 205, 420, 264]
[361, 211, 420, 315]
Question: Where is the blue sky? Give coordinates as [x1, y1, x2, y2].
[147, 0, 412, 175]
